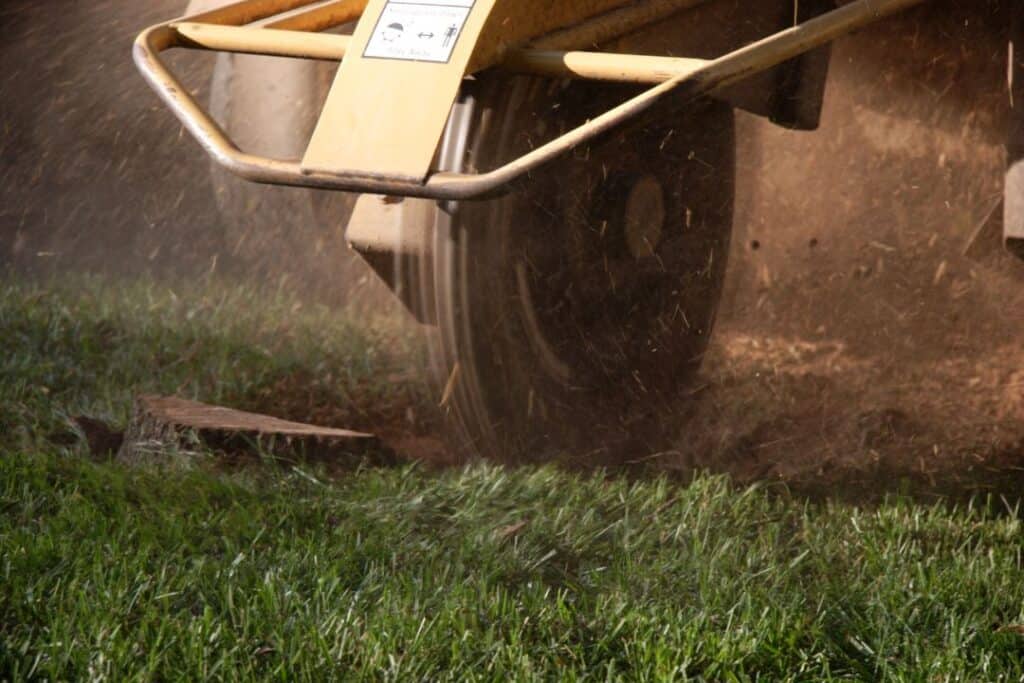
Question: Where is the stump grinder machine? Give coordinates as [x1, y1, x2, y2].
[136, 0, 1024, 461]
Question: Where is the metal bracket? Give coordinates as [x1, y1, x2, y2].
[135, 0, 929, 201]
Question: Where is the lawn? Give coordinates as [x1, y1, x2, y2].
[2, 277, 1024, 681]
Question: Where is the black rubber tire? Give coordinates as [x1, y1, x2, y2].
[426, 76, 736, 465]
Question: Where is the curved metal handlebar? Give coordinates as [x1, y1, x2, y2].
[134, 0, 926, 201]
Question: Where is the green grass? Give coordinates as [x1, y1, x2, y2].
[3, 277, 1024, 681]
[1, 276, 424, 452]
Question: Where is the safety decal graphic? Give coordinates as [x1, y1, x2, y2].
[363, 0, 476, 63]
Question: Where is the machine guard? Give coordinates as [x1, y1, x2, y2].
[135, 0, 927, 201]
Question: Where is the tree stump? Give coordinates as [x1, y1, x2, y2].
[118, 395, 398, 469]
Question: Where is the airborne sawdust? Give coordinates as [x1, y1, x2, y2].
[1, 0, 1022, 499]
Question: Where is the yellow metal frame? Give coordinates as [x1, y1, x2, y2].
[174, 22, 709, 83]
[135, 0, 928, 200]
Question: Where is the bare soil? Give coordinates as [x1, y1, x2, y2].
[689, 2, 1024, 500]
[672, 329, 1024, 501]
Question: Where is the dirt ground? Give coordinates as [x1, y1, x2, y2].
[691, 3, 1024, 499]
[2, 1, 1023, 499]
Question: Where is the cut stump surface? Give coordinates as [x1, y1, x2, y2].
[119, 395, 397, 468]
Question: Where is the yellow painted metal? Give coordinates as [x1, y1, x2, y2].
[301, 0, 500, 182]
[182, 0, 716, 63]
[297, 0, 708, 180]
[505, 51, 707, 84]
[175, 22, 349, 60]
[469, 0, 637, 70]
[530, 0, 711, 51]
[184, 0, 325, 26]
[137, 0, 930, 199]
[265, 0, 367, 31]
[173, 22, 710, 83]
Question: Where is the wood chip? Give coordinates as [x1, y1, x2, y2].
[496, 521, 529, 541]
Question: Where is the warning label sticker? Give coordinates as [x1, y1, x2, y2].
[363, 0, 476, 64]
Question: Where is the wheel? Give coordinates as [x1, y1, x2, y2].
[421, 76, 736, 464]
[186, 0, 367, 302]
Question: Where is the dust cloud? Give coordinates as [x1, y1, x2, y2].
[699, 3, 1024, 498]
[1, 1, 1022, 498]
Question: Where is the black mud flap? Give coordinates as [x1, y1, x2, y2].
[767, 0, 835, 130]
[683, 0, 834, 131]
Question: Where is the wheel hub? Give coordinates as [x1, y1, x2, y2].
[623, 175, 666, 260]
